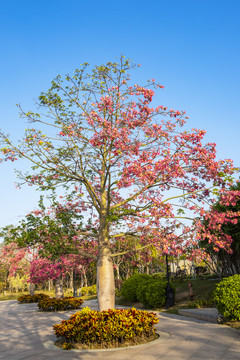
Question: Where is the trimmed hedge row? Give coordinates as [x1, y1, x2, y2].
[53, 307, 159, 350]
[121, 273, 174, 308]
[38, 296, 84, 311]
[17, 293, 50, 303]
[80, 284, 97, 296]
[213, 274, 240, 321]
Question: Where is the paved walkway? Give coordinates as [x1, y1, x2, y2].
[0, 300, 239, 360]
[178, 308, 221, 323]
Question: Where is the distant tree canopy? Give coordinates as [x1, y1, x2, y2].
[201, 182, 240, 275]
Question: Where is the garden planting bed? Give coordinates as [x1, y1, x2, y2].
[53, 307, 159, 350]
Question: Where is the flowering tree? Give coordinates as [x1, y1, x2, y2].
[198, 183, 240, 275]
[3, 195, 97, 297]
[0, 240, 31, 292]
[0, 57, 238, 310]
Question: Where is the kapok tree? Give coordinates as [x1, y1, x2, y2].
[0, 57, 238, 310]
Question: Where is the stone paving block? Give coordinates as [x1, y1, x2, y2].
[0, 300, 239, 360]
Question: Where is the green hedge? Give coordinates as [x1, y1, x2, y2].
[81, 285, 97, 296]
[120, 274, 149, 302]
[213, 274, 240, 321]
[121, 273, 174, 308]
[38, 296, 83, 311]
[53, 307, 159, 350]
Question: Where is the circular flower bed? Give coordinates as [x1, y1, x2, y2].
[38, 296, 84, 311]
[17, 293, 50, 303]
[53, 307, 159, 350]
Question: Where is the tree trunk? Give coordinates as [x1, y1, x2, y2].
[126, 266, 131, 279]
[29, 283, 35, 296]
[116, 262, 120, 280]
[97, 246, 115, 311]
[48, 279, 52, 291]
[97, 156, 115, 311]
[80, 275, 84, 288]
[55, 278, 64, 299]
[83, 268, 88, 287]
[69, 271, 73, 291]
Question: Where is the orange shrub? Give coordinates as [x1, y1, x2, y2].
[53, 307, 159, 349]
[17, 293, 49, 303]
[38, 297, 83, 311]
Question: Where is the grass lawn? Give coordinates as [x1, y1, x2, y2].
[172, 277, 220, 307]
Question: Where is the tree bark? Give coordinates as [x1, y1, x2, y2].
[97, 246, 115, 311]
[55, 278, 64, 299]
[97, 146, 115, 311]
[29, 283, 35, 296]
[83, 268, 88, 287]
[48, 279, 53, 291]
[69, 271, 73, 291]
[80, 275, 84, 288]
[116, 262, 120, 280]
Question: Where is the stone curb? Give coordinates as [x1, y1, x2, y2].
[178, 308, 222, 323]
[43, 331, 170, 353]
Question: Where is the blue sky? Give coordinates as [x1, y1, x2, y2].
[0, 0, 240, 230]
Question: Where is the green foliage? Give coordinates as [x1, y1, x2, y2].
[120, 274, 149, 302]
[145, 280, 169, 308]
[150, 273, 167, 280]
[121, 273, 175, 308]
[1, 194, 84, 260]
[79, 287, 87, 296]
[53, 307, 159, 349]
[213, 274, 240, 321]
[0, 281, 7, 292]
[115, 288, 121, 297]
[38, 296, 83, 311]
[9, 274, 29, 293]
[136, 276, 172, 308]
[135, 276, 151, 305]
[81, 284, 97, 296]
[186, 298, 215, 309]
[17, 293, 50, 303]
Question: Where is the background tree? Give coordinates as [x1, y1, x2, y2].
[111, 235, 165, 281]
[2, 195, 97, 298]
[0, 57, 238, 310]
[199, 183, 240, 276]
[0, 240, 31, 293]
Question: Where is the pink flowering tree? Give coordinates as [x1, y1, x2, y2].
[0, 239, 32, 292]
[196, 184, 240, 275]
[29, 255, 90, 286]
[0, 57, 239, 310]
[4, 195, 97, 297]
